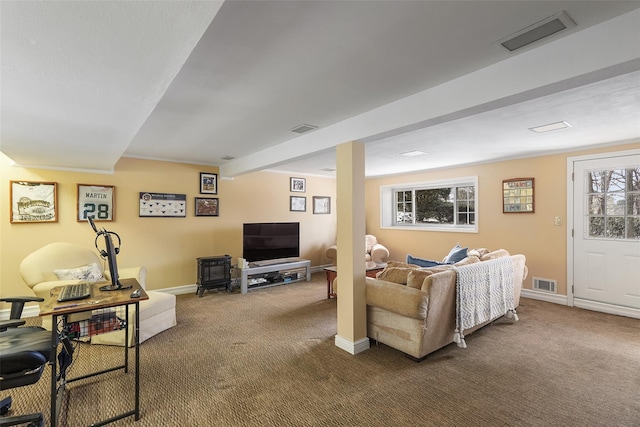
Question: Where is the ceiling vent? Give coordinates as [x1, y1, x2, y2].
[496, 10, 576, 52]
[291, 124, 318, 134]
[221, 155, 235, 161]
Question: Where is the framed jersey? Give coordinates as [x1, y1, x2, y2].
[77, 184, 115, 221]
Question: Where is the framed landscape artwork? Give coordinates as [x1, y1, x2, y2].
[10, 181, 58, 223]
[77, 184, 115, 222]
[502, 178, 535, 213]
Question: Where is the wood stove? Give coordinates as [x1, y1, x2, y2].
[196, 255, 231, 297]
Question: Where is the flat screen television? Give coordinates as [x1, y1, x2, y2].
[243, 222, 299, 262]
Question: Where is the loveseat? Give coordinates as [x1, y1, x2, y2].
[366, 248, 527, 360]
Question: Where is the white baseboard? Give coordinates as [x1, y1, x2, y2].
[334, 334, 370, 355]
[521, 289, 568, 305]
[161, 284, 198, 295]
[574, 298, 640, 319]
[521, 290, 640, 319]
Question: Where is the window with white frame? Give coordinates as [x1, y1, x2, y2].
[380, 176, 478, 232]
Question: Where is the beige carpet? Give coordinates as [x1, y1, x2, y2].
[6, 272, 640, 426]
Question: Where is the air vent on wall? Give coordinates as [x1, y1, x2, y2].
[291, 124, 318, 134]
[533, 277, 557, 293]
[496, 10, 576, 52]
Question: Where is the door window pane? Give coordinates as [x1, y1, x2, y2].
[586, 167, 640, 240]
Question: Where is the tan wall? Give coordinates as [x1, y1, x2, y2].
[0, 154, 337, 301]
[3, 142, 637, 303]
[364, 142, 639, 296]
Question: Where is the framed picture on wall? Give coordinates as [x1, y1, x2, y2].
[139, 192, 187, 217]
[195, 197, 219, 217]
[200, 172, 218, 194]
[502, 178, 535, 213]
[77, 184, 115, 222]
[290, 196, 306, 212]
[313, 196, 331, 214]
[290, 177, 306, 192]
[10, 181, 58, 223]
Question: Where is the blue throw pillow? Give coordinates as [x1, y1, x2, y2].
[443, 244, 468, 264]
[406, 254, 445, 268]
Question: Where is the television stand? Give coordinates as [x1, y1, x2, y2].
[240, 258, 311, 294]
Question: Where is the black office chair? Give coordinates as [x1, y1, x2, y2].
[0, 297, 51, 427]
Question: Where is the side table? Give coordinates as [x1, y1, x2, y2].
[323, 263, 386, 299]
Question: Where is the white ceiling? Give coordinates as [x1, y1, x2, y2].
[1, 1, 639, 178]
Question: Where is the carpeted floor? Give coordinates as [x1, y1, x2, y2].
[6, 272, 640, 426]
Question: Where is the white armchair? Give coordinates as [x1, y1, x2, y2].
[19, 242, 176, 347]
[326, 234, 389, 265]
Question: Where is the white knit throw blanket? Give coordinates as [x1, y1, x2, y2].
[453, 257, 517, 348]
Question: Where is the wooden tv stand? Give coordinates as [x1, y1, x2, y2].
[240, 258, 311, 294]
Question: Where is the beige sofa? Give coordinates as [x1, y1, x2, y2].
[365, 249, 527, 360]
[19, 242, 176, 346]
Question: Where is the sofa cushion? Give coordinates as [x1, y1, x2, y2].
[407, 265, 455, 290]
[53, 262, 104, 282]
[443, 243, 468, 264]
[454, 256, 480, 266]
[386, 260, 419, 269]
[376, 267, 412, 284]
[480, 249, 510, 261]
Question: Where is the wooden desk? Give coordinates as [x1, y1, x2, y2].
[40, 278, 148, 427]
[324, 263, 386, 299]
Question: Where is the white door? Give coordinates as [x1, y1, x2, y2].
[571, 152, 640, 313]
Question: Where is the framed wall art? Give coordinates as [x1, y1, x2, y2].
[10, 181, 58, 223]
[77, 184, 115, 222]
[195, 197, 219, 217]
[290, 196, 306, 212]
[200, 172, 218, 194]
[290, 177, 306, 192]
[313, 196, 331, 214]
[503, 178, 535, 213]
[139, 192, 186, 217]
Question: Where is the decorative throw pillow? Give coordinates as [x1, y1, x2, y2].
[407, 265, 454, 290]
[54, 262, 104, 282]
[469, 247, 491, 258]
[375, 267, 412, 284]
[443, 243, 468, 264]
[406, 254, 445, 268]
[406, 269, 435, 289]
[480, 249, 510, 261]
